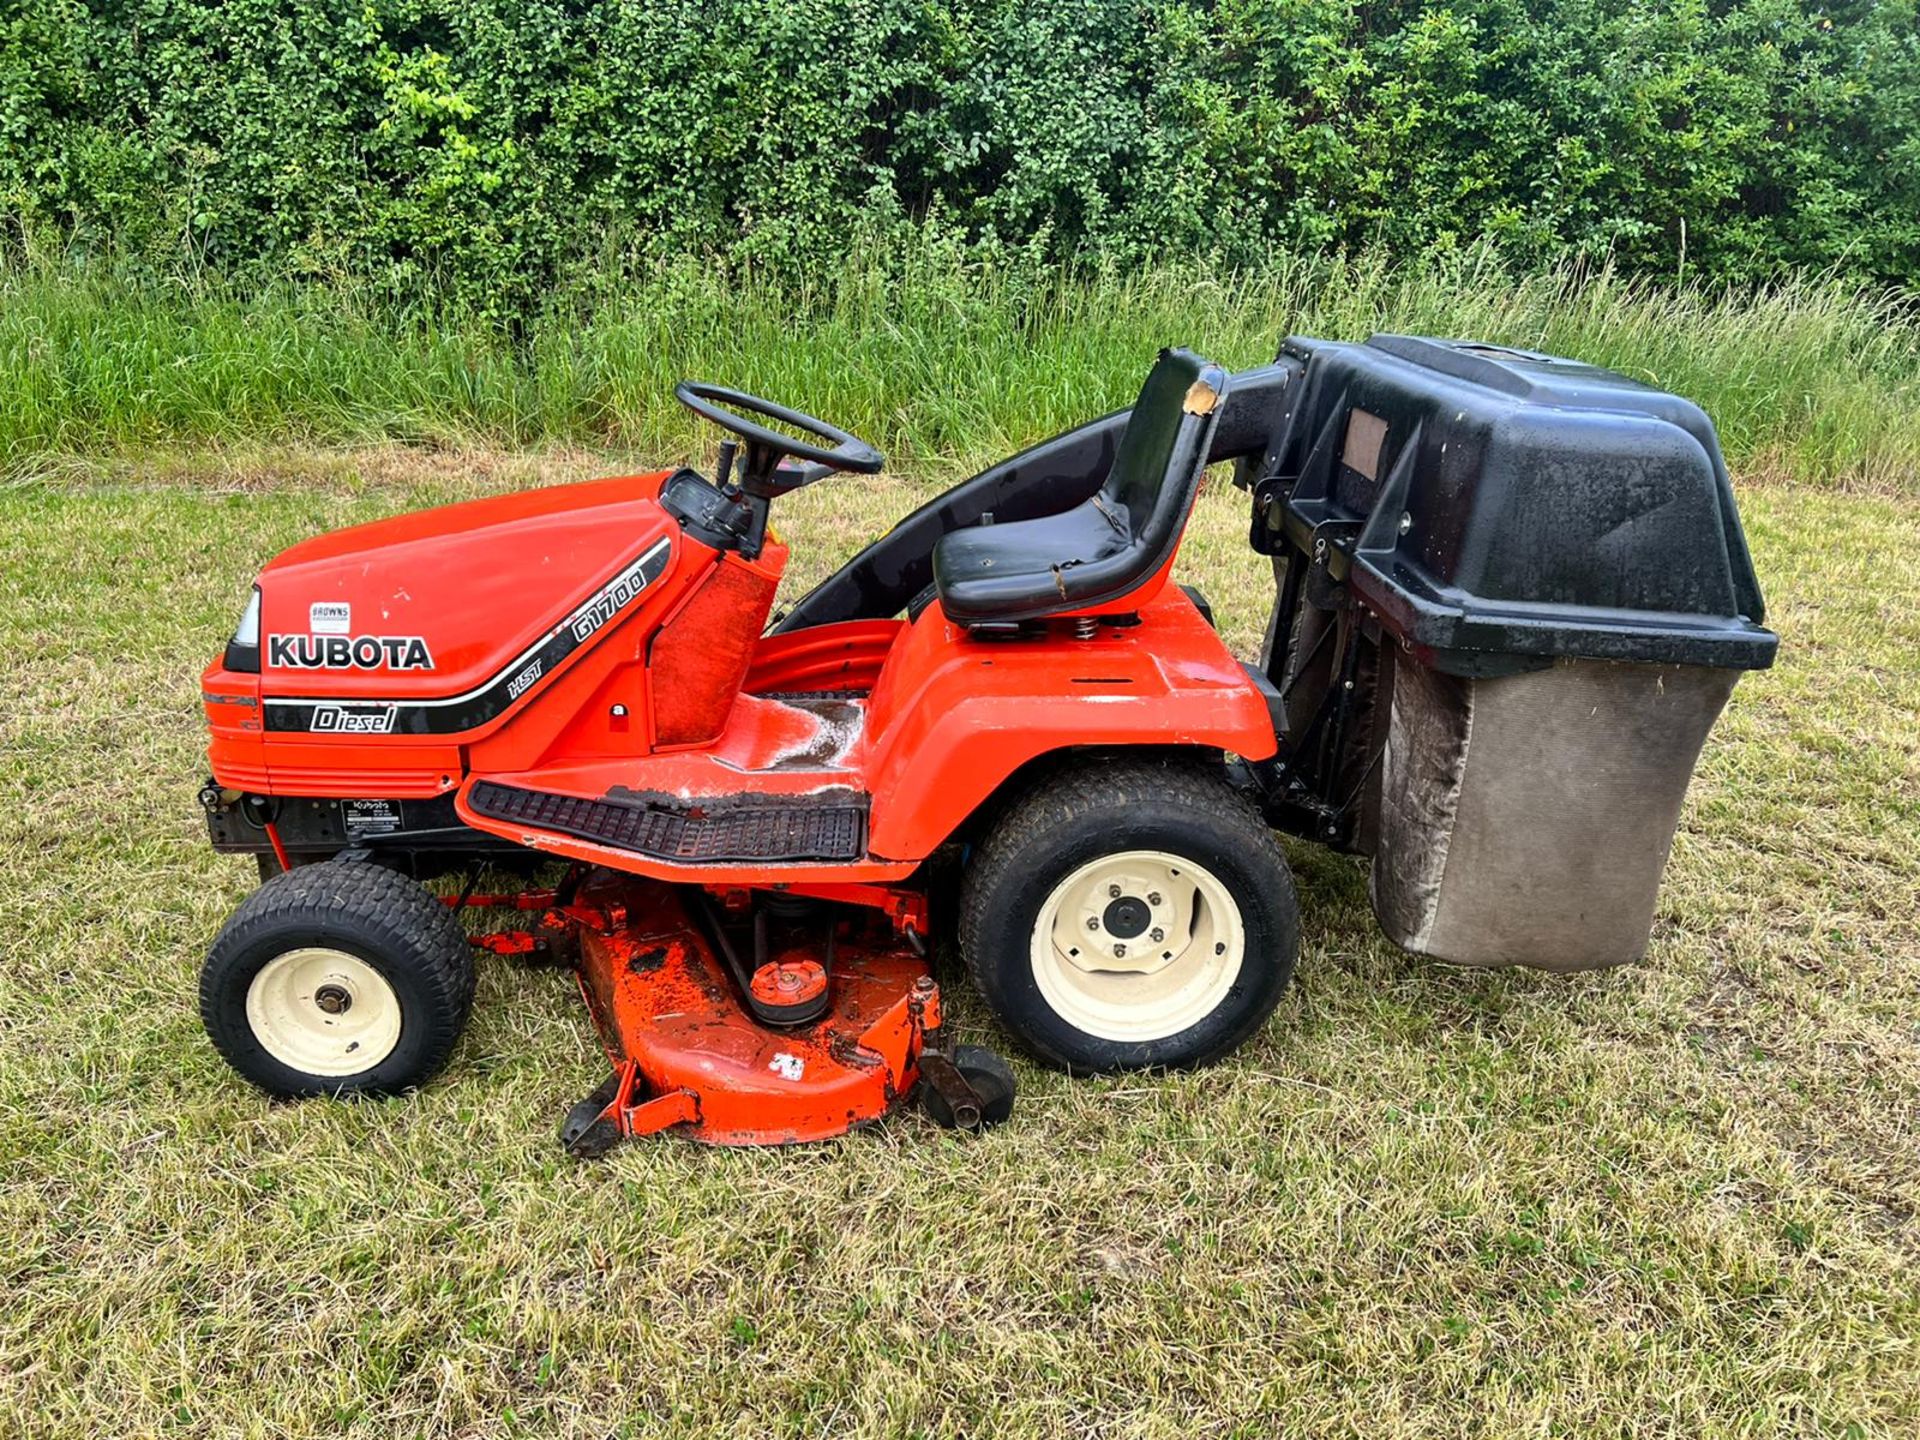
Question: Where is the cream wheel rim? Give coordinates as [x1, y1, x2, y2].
[1030, 849, 1246, 1043]
[245, 947, 403, 1076]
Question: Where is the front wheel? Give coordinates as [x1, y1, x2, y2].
[960, 758, 1299, 1072]
[200, 859, 477, 1097]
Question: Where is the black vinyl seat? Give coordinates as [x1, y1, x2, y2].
[933, 348, 1229, 626]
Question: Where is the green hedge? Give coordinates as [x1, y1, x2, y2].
[5, 0, 1917, 310]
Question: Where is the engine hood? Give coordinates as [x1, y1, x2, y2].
[255, 472, 682, 713]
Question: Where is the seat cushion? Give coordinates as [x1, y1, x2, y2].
[931, 497, 1136, 621]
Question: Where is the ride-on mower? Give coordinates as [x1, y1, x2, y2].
[197, 337, 1776, 1151]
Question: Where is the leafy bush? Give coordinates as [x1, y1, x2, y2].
[3, 0, 1917, 309]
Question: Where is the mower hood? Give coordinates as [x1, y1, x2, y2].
[247, 472, 682, 707]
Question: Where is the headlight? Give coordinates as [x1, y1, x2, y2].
[224, 587, 262, 673]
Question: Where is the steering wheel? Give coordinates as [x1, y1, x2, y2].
[674, 381, 884, 494]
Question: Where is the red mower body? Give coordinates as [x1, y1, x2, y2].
[203, 470, 1277, 884]
[197, 356, 1279, 1148]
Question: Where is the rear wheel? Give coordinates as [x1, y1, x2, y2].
[200, 859, 476, 1097]
[960, 758, 1299, 1072]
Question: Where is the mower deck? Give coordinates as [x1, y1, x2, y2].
[556, 873, 942, 1149]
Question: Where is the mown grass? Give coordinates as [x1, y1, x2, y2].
[0, 438, 1915, 1437]
[4, 249, 1918, 489]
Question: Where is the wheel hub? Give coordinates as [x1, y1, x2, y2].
[1031, 850, 1248, 1043]
[244, 947, 402, 1077]
[1065, 862, 1192, 975]
[1101, 895, 1151, 939]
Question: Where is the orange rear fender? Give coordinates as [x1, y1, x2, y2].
[861, 589, 1277, 861]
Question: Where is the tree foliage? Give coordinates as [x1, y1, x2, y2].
[5, 0, 1915, 308]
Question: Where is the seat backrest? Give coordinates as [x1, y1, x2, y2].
[1101, 348, 1226, 543]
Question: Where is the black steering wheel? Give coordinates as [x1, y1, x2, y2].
[675, 382, 884, 495]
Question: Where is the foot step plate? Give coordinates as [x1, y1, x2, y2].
[469, 782, 867, 863]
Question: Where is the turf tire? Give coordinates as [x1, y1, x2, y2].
[201, 858, 476, 1097]
[960, 757, 1299, 1073]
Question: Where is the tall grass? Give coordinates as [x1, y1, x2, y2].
[3, 248, 1915, 486]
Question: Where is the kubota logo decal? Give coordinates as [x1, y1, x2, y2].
[260, 536, 670, 735]
[267, 634, 435, 671]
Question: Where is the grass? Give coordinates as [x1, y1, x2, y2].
[0, 423, 1915, 1436]
[3, 248, 1918, 490]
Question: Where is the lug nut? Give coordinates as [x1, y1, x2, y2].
[1108, 884, 1123, 899]
[1146, 891, 1162, 906]
[1112, 943, 1127, 958]
[1086, 916, 1100, 931]
[1150, 927, 1165, 943]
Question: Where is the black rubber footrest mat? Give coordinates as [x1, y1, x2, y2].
[470, 782, 867, 863]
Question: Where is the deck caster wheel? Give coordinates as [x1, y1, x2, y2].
[200, 859, 476, 1097]
[921, 1045, 1017, 1130]
[560, 1074, 624, 1158]
[960, 758, 1300, 1072]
